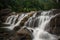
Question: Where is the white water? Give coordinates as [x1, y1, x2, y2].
[2, 11, 60, 40]
[32, 11, 58, 40]
[2, 13, 31, 30]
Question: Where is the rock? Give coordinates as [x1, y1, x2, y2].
[36, 11, 42, 17]
[50, 9, 60, 15]
[14, 11, 35, 31]
[9, 28, 32, 40]
[0, 23, 10, 27]
[0, 9, 12, 16]
[48, 13, 60, 36]
[52, 9, 60, 15]
[0, 16, 9, 22]
[0, 9, 12, 22]
[0, 28, 15, 40]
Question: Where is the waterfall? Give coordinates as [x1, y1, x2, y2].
[2, 13, 31, 30]
[32, 11, 58, 40]
[26, 11, 59, 40]
[1, 11, 59, 40]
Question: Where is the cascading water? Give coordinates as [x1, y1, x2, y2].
[32, 11, 58, 40]
[1, 11, 59, 40]
[2, 13, 31, 30]
[26, 11, 59, 40]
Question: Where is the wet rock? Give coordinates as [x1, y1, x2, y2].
[0, 9, 17, 23]
[0, 28, 15, 40]
[26, 17, 39, 28]
[36, 11, 42, 17]
[19, 11, 35, 26]
[48, 13, 60, 36]
[58, 39, 60, 40]
[0, 16, 9, 23]
[0, 9, 12, 16]
[14, 12, 35, 31]
[50, 9, 60, 15]
[34, 18, 39, 27]
[0, 23, 10, 27]
[0, 9, 12, 23]
[10, 28, 32, 40]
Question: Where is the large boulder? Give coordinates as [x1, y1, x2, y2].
[48, 13, 60, 36]
[9, 28, 32, 40]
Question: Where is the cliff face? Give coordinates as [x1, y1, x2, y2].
[0, 9, 12, 22]
[0, 9, 60, 40]
[49, 13, 60, 36]
[44, 9, 60, 36]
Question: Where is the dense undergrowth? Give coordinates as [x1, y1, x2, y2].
[0, 0, 60, 12]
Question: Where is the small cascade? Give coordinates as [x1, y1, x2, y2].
[24, 12, 37, 27]
[2, 13, 31, 30]
[5, 15, 17, 25]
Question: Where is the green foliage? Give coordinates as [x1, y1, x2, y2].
[0, 0, 60, 12]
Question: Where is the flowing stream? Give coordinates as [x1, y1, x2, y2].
[1, 11, 60, 40]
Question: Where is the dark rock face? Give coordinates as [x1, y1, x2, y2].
[0, 28, 15, 40]
[0, 9, 12, 22]
[36, 11, 42, 17]
[52, 9, 60, 15]
[0, 9, 11, 16]
[50, 9, 60, 15]
[9, 28, 32, 40]
[14, 12, 35, 31]
[48, 13, 60, 36]
[0, 9, 12, 28]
